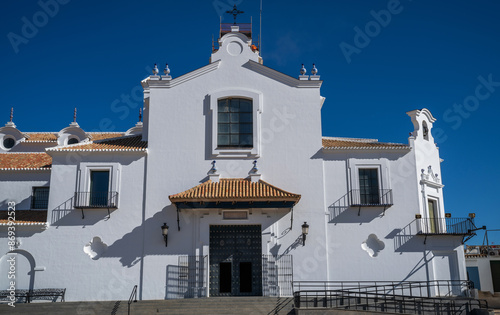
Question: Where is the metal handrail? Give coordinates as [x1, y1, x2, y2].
[74, 191, 119, 208]
[293, 289, 488, 313]
[127, 285, 137, 315]
[293, 280, 473, 297]
[416, 217, 476, 235]
[349, 189, 393, 206]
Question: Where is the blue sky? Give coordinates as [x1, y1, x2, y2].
[1, 0, 499, 244]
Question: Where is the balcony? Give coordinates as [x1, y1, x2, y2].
[349, 189, 393, 207]
[416, 217, 477, 235]
[74, 191, 118, 219]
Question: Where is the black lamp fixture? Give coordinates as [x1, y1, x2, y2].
[301, 222, 309, 246]
[161, 223, 169, 247]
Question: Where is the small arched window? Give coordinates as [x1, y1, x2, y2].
[217, 98, 253, 148]
[422, 121, 429, 141]
[67, 137, 79, 145]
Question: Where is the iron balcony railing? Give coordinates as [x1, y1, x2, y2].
[416, 217, 476, 235]
[74, 191, 118, 209]
[349, 189, 393, 207]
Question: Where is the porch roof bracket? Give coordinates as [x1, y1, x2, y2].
[176, 204, 180, 231]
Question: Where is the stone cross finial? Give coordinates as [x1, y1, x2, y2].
[226, 4, 244, 25]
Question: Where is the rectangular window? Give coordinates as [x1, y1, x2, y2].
[217, 98, 253, 148]
[89, 170, 110, 207]
[359, 169, 380, 204]
[31, 187, 49, 209]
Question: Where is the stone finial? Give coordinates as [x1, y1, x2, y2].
[249, 160, 261, 182]
[163, 63, 170, 76]
[73, 107, 77, 123]
[153, 63, 159, 75]
[208, 160, 220, 182]
[300, 64, 306, 75]
[311, 63, 318, 75]
[9, 107, 13, 122]
[209, 160, 217, 174]
[250, 160, 258, 173]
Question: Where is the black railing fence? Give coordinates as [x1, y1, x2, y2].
[349, 189, 393, 206]
[74, 191, 118, 208]
[293, 289, 487, 314]
[293, 280, 471, 298]
[178, 255, 208, 299]
[262, 255, 293, 297]
[293, 280, 488, 314]
[416, 217, 476, 235]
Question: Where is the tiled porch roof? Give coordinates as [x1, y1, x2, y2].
[322, 137, 410, 150]
[169, 178, 301, 204]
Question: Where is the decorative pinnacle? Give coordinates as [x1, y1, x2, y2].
[226, 4, 244, 25]
[153, 63, 159, 75]
[251, 160, 258, 173]
[163, 63, 170, 76]
[73, 107, 77, 123]
[209, 160, 217, 174]
[139, 108, 142, 122]
[300, 64, 306, 75]
[9, 107, 13, 122]
[311, 63, 318, 75]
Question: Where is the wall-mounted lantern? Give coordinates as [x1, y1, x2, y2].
[301, 222, 309, 246]
[161, 223, 169, 247]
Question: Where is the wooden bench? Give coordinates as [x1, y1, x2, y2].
[0, 288, 65, 303]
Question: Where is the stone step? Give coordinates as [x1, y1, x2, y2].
[0, 297, 295, 315]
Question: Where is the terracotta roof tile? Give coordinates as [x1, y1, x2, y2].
[169, 178, 301, 204]
[23, 133, 58, 142]
[88, 133, 124, 140]
[50, 135, 147, 152]
[0, 153, 52, 170]
[0, 210, 47, 225]
[322, 137, 410, 150]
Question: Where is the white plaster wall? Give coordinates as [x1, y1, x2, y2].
[0, 171, 50, 210]
[141, 35, 327, 299]
[0, 152, 147, 302]
[466, 256, 500, 293]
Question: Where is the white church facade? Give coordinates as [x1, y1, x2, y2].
[0, 22, 481, 302]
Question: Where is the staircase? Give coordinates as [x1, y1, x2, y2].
[0, 297, 295, 315]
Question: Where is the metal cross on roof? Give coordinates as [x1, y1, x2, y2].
[226, 4, 244, 25]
